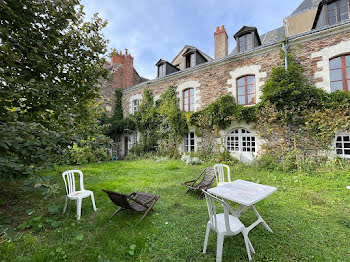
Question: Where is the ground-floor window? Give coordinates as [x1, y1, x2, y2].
[335, 133, 350, 159]
[184, 133, 195, 152]
[226, 128, 256, 153]
[133, 133, 138, 146]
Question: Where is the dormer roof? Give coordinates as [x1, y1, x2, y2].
[311, 0, 338, 29]
[171, 45, 213, 64]
[155, 59, 167, 66]
[233, 26, 262, 45]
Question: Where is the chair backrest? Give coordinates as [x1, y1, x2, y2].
[102, 189, 132, 210]
[62, 170, 85, 195]
[198, 167, 216, 188]
[214, 164, 231, 184]
[202, 190, 232, 234]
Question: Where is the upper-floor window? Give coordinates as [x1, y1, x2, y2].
[183, 88, 194, 112]
[329, 55, 350, 92]
[132, 99, 140, 114]
[314, 0, 350, 28]
[335, 133, 350, 158]
[184, 132, 195, 152]
[237, 75, 256, 105]
[185, 53, 195, 68]
[158, 63, 166, 78]
[327, 0, 349, 25]
[238, 34, 253, 52]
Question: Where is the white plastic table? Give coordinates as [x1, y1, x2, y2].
[208, 179, 277, 234]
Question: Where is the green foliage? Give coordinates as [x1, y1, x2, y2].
[256, 54, 350, 167]
[69, 135, 112, 165]
[190, 95, 257, 134]
[156, 86, 188, 155]
[23, 175, 60, 200]
[0, 0, 108, 177]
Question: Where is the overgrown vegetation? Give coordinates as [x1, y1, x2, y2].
[0, 0, 110, 177]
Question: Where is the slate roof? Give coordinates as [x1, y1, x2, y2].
[290, 0, 322, 16]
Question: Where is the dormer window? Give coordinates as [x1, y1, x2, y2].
[158, 63, 166, 78]
[234, 26, 261, 53]
[156, 59, 179, 78]
[313, 0, 350, 29]
[238, 34, 253, 52]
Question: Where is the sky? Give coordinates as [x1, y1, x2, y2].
[81, 0, 302, 79]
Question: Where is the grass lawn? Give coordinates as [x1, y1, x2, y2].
[1, 159, 350, 261]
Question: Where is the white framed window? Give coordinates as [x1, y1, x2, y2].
[133, 133, 138, 145]
[184, 133, 195, 152]
[226, 128, 256, 153]
[132, 99, 139, 114]
[335, 133, 350, 159]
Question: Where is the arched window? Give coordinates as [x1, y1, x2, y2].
[183, 88, 194, 112]
[226, 128, 256, 153]
[330, 55, 350, 92]
[335, 133, 350, 158]
[237, 75, 256, 105]
[132, 99, 140, 114]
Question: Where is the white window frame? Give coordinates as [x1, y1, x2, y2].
[226, 128, 256, 153]
[184, 132, 195, 152]
[335, 133, 350, 159]
[132, 99, 139, 114]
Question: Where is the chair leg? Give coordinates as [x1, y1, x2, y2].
[137, 196, 159, 224]
[203, 223, 210, 253]
[216, 234, 224, 262]
[63, 196, 68, 214]
[108, 207, 125, 222]
[243, 232, 252, 261]
[90, 193, 97, 211]
[76, 198, 82, 221]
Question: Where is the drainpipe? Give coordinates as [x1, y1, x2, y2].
[282, 18, 291, 151]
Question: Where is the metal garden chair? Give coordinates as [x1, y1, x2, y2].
[62, 170, 97, 221]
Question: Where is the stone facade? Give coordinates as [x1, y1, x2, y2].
[103, 0, 350, 160]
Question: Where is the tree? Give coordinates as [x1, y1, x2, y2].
[0, 0, 108, 177]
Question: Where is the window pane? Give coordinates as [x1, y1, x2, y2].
[190, 88, 194, 95]
[237, 86, 245, 96]
[238, 96, 245, 105]
[330, 57, 341, 69]
[190, 133, 194, 139]
[248, 94, 256, 104]
[347, 68, 350, 79]
[247, 85, 255, 94]
[336, 136, 342, 141]
[190, 103, 194, 111]
[330, 69, 343, 81]
[345, 149, 350, 155]
[346, 55, 350, 65]
[237, 77, 245, 87]
[247, 76, 255, 85]
[331, 81, 344, 92]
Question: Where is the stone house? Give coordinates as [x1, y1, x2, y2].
[101, 0, 350, 161]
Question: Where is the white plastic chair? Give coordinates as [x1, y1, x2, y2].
[347, 186, 350, 190]
[214, 164, 231, 187]
[202, 190, 254, 262]
[62, 170, 97, 220]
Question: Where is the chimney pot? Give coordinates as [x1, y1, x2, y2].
[216, 26, 219, 31]
[221, 25, 224, 30]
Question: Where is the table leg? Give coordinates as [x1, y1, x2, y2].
[247, 205, 273, 233]
[223, 200, 248, 218]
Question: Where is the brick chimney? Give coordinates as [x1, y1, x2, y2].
[110, 49, 134, 88]
[214, 25, 228, 59]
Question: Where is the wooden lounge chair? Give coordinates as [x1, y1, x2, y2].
[181, 167, 216, 198]
[102, 189, 160, 224]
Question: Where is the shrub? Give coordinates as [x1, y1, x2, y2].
[69, 135, 112, 165]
